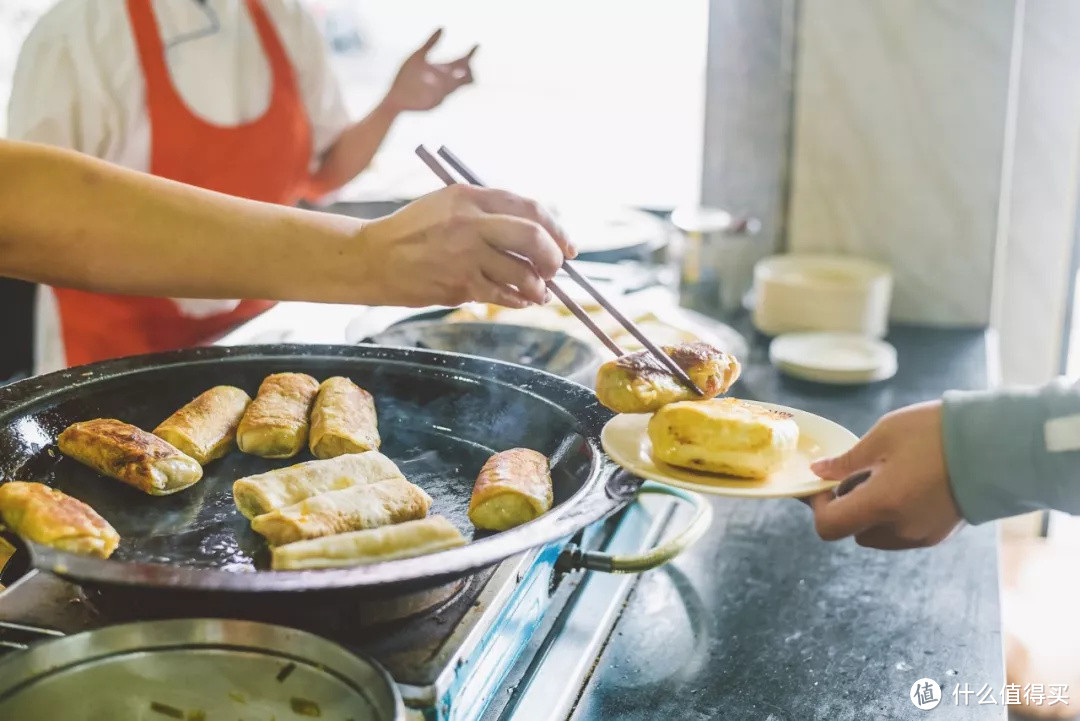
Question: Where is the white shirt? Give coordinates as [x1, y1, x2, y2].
[6, 0, 352, 374]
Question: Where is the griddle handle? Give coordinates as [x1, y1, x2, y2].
[558, 482, 712, 574]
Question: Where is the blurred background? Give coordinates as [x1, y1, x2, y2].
[1, 0, 709, 209]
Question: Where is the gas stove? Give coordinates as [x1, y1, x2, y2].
[0, 298, 683, 720]
[0, 492, 675, 721]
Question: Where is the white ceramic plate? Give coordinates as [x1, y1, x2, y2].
[769, 333, 897, 385]
[601, 401, 857, 498]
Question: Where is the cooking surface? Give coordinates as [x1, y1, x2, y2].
[0, 345, 624, 593]
[3, 355, 575, 567]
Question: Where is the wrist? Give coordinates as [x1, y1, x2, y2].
[374, 96, 404, 122]
[341, 215, 394, 305]
[306, 214, 381, 305]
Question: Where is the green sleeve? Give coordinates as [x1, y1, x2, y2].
[942, 379, 1080, 524]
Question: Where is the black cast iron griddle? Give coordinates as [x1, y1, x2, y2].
[0, 345, 635, 601]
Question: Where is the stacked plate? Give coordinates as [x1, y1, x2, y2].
[769, 332, 897, 385]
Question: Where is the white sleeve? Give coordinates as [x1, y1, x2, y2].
[9, 0, 149, 170]
[6, 23, 82, 149]
[286, 2, 352, 159]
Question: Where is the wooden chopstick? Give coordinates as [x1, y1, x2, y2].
[434, 146, 705, 396]
[414, 145, 626, 357]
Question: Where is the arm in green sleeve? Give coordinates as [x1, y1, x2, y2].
[943, 378, 1080, 523]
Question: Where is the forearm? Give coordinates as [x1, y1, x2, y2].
[0, 140, 385, 303]
[306, 101, 400, 198]
[943, 378, 1080, 522]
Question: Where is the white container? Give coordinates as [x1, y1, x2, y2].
[752, 255, 893, 337]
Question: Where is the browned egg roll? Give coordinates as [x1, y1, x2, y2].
[250, 476, 432, 546]
[236, 373, 319, 458]
[153, 385, 252, 465]
[309, 376, 380, 459]
[468, 448, 553, 531]
[57, 419, 203, 495]
[271, 515, 466, 570]
[594, 342, 741, 414]
[232, 451, 406, 520]
[0, 481, 120, 558]
[648, 398, 799, 478]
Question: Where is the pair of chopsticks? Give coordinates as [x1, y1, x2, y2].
[415, 145, 703, 396]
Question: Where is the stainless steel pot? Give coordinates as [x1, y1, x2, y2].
[0, 618, 404, 721]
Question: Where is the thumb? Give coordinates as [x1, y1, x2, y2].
[411, 28, 443, 60]
[810, 433, 879, 480]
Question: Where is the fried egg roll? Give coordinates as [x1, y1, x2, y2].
[309, 376, 380, 459]
[271, 515, 466, 570]
[153, 385, 251, 465]
[232, 451, 406, 520]
[0, 481, 120, 558]
[236, 373, 319, 458]
[468, 448, 553, 532]
[58, 419, 202, 495]
[250, 476, 432, 546]
[595, 342, 741, 414]
[648, 398, 798, 478]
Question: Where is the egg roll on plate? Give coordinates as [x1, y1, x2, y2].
[237, 373, 319, 458]
[0, 481, 120, 558]
[309, 376, 380, 459]
[58, 419, 202, 495]
[271, 515, 466, 570]
[468, 448, 553, 532]
[232, 451, 405, 520]
[154, 385, 251, 465]
[250, 476, 432, 546]
[648, 398, 799, 478]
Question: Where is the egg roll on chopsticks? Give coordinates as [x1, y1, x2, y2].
[271, 515, 466, 570]
[468, 448, 553, 531]
[237, 373, 319, 458]
[154, 385, 251, 465]
[58, 419, 202, 495]
[594, 342, 741, 414]
[309, 376, 380, 459]
[0, 481, 120, 558]
[232, 451, 406, 520]
[250, 476, 432, 546]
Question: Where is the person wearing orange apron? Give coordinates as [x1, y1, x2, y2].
[8, 0, 476, 373]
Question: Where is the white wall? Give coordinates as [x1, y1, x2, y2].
[787, 1, 1080, 385]
[995, 1, 1080, 385]
[788, 0, 1017, 327]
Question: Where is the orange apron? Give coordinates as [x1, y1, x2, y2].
[54, 0, 313, 367]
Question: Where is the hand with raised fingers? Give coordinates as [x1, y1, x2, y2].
[384, 29, 478, 113]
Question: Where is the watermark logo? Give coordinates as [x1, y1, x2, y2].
[908, 679, 1070, 710]
[911, 679, 942, 710]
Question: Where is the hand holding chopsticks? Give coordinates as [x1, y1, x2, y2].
[415, 145, 704, 396]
